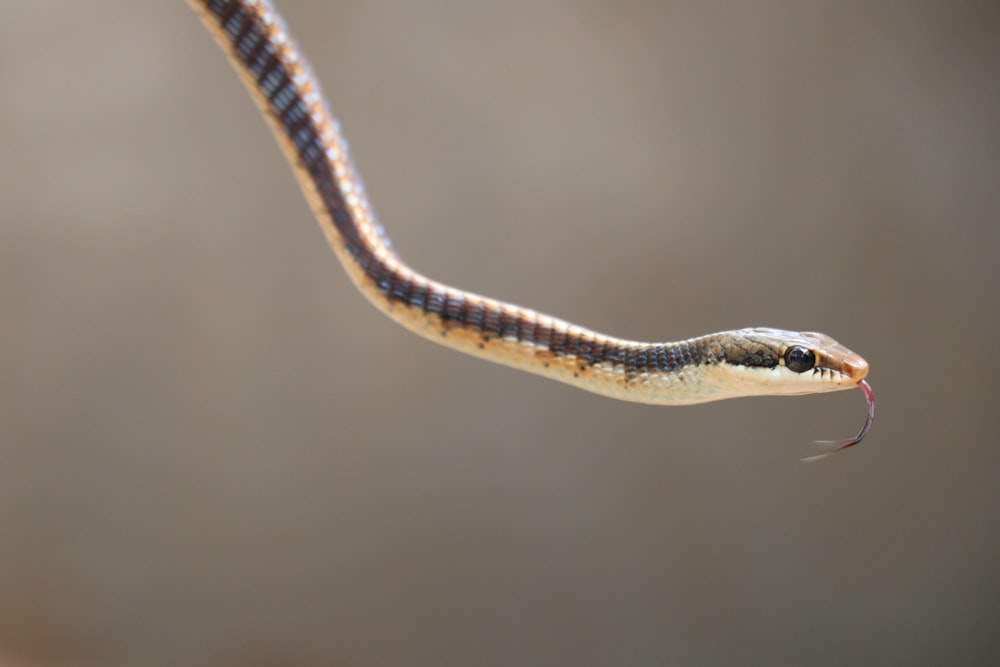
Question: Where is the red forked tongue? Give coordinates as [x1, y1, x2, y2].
[802, 379, 875, 463]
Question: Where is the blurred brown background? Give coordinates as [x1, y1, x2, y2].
[1, 2, 998, 665]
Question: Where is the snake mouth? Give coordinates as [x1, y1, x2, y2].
[811, 353, 868, 385]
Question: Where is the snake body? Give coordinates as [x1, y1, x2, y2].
[188, 0, 874, 452]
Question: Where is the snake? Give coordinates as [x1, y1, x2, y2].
[187, 0, 874, 460]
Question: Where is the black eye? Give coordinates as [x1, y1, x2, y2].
[784, 346, 815, 373]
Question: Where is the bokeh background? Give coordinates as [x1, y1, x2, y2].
[1, 2, 998, 665]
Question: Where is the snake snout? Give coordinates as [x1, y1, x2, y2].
[841, 353, 869, 382]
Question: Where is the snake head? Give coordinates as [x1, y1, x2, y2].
[712, 328, 874, 460]
[717, 327, 868, 396]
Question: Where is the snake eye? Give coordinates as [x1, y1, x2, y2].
[784, 346, 815, 373]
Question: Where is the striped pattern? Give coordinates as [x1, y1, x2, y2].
[207, 0, 365, 252]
